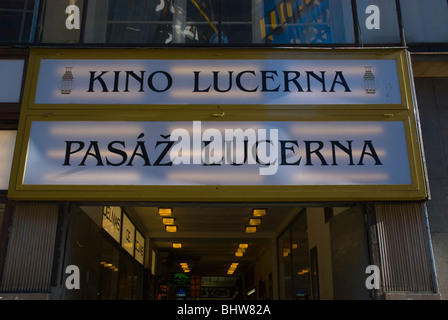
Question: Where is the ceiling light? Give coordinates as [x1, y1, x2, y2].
[172, 242, 182, 249]
[237, 248, 246, 253]
[158, 208, 172, 217]
[249, 217, 262, 226]
[162, 217, 176, 225]
[252, 208, 266, 217]
[238, 243, 248, 249]
[165, 225, 178, 232]
[245, 226, 257, 233]
[235, 251, 243, 257]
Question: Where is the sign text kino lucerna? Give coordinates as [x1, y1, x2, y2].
[35, 59, 401, 105]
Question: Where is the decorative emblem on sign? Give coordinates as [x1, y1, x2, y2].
[363, 66, 376, 94]
[61, 67, 74, 94]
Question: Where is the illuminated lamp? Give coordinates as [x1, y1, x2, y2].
[172, 242, 182, 249]
[238, 243, 248, 249]
[249, 217, 262, 226]
[252, 209, 266, 217]
[158, 208, 172, 217]
[162, 217, 176, 225]
[235, 251, 243, 257]
[165, 225, 178, 232]
[245, 226, 257, 233]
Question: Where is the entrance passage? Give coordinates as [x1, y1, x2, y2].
[125, 205, 301, 300]
[69, 203, 372, 300]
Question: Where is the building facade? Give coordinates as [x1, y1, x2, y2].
[0, 0, 447, 300]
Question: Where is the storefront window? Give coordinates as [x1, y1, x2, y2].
[98, 233, 144, 300]
[0, 0, 37, 43]
[291, 212, 311, 300]
[278, 210, 312, 300]
[399, 0, 448, 43]
[99, 238, 120, 299]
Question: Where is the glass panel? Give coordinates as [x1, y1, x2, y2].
[256, 0, 355, 44]
[0, 0, 36, 43]
[399, 0, 448, 43]
[291, 211, 311, 299]
[356, 0, 401, 44]
[85, 0, 222, 44]
[99, 238, 120, 300]
[82, 0, 355, 45]
[278, 228, 292, 299]
[0, 203, 5, 233]
[41, 0, 84, 43]
[220, 0, 253, 43]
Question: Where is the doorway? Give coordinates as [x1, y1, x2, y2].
[61, 202, 372, 300]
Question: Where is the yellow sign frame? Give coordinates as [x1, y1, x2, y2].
[8, 48, 429, 202]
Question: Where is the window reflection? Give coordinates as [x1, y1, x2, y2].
[84, 0, 355, 45]
[278, 210, 312, 300]
[258, 0, 354, 44]
[399, 0, 448, 43]
[86, 0, 224, 44]
[0, 0, 37, 43]
[28, 0, 448, 46]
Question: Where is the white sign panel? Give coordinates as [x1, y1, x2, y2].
[34, 59, 401, 105]
[121, 213, 135, 256]
[0, 60, 24, 103]
[102, 206, 121, 243]
[23, 121, 411, 186]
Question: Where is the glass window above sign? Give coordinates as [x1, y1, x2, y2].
[4, 0, 448, 48]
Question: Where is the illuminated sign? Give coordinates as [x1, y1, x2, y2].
[121, 213, 135, 256]
[8, 48, 427, 202]
[102, 206, 121, 243]
[23, 120, 411, 186]
[34, 58, 400, 105]
[135, 230, 145, 265]
[102, 206, 144, 262]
